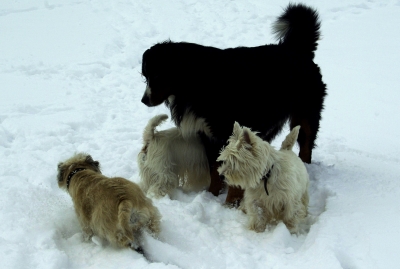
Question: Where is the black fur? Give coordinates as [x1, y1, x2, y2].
[140, 3, 327, 164]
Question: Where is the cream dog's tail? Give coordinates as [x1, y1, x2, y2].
[142, 114, 169, 144]
[280, 126, 300, 151]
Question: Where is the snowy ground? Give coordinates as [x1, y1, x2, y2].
[1, 0, 400, 268]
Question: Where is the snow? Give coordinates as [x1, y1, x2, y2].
[1, 0, 400, 268]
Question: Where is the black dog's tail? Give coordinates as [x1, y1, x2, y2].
[273, 3, 321, 58]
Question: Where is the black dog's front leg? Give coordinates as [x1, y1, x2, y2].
[197, 132, 226, 196]
[198, 132, 244, 206]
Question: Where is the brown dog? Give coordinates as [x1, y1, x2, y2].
[57, 153, 161, 250]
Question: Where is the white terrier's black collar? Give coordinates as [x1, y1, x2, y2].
[66, 168, 86, 190]
[262, 165, 274, 196]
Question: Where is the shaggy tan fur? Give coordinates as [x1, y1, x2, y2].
[57, 153, 161, 250]
[138, 114, 210, 198]
[217, 123, 309, 233]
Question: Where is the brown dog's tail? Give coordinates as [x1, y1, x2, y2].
[142, 114, 169, 144]
[273, 3, 321, 59]
[280, 126, 300, 151]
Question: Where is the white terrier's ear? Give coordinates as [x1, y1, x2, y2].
[235, 127, 253, 149]
[232, 121, 242, 140]
[242, 128, 252, 145]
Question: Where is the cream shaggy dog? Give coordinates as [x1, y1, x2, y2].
[138, 114, 210, 198]
[217, 123, 309, 233]
[57, 153, 161, 250]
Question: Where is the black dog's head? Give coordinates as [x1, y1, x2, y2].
[141, 41, 181, 107]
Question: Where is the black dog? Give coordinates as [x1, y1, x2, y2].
[140, 3, 327, 204]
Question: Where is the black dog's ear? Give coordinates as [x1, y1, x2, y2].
[142, 50, 149, 76]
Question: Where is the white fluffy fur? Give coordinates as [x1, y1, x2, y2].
[217, 122, 309, 233]
[167, 95, 213, 140]
[138, 114, 210, 198]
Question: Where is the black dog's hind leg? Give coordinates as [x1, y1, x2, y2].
[290, 116, 315, 163]
[290, 93, 325, 163]
[290, 69, 326, 164]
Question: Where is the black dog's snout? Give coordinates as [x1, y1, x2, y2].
[141, 94, 151, 106]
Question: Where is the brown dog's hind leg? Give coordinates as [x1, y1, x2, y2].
[117, 201, 135, 248]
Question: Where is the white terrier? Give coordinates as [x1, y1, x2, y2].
[217, 122, 309, 233]
[138, 114, 210, 198]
